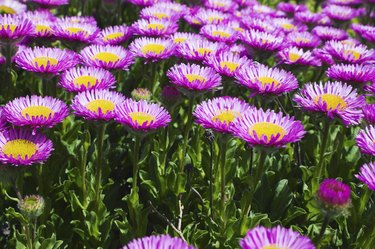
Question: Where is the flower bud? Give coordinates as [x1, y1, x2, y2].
[18, 195, 45, 219]
[131, 88, 152, 101]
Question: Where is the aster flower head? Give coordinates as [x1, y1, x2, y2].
[3, 95, 69, 129]
[312, 26, 348, 41]
[71, 89, 126, 121]
[356, 125, 375, 156]
[14, 46, 79, 75]
[29, 19, 54, 38]
[170, 32, 203, 45]
[200, 24, 238, 43]
[277, 2, 308, 14]
[58, 16, 97, 25]
[0, 107, 8, 131]
[177, 38, 226, 61]
[0, 128, 53, 166]
[356, 162, 375, 191]
[240, 29, 285, 52]
[0, 14, 33, 41]
[287, 32, 321, 48]
[317, 179, 351, 216]
[228, 44, 248, 57]
[115, 99, 171, 132]
[22, 9, 56, 22]
[127, 0, 158, 7]
[53, 19, 99, 43]
[272, 18, 307, 33]
[194, 8, 231, 25]
[132, 18, 178, 37]
[129, 37, 175, 61]
[80, 44, 134, 70]
[328, 0, 362, 5]
[194, 96, 253, 133]
[294, 11, 323, 25]
[323, 4, 361, 21]
[204, 50, 252, 77]
[363, 104, 375, 124]
[240, 226, 315, 249]
[153, 2, 188, 14]
[0, 0, 27, 15]
[140, 6, 181, 21]
[278, 47, 321, 67]
[294, 81, 365, 126]
[0, 53, 5, 64]
[122, 235, 196, 249]
[203, 0, 238, 13]
[326, 64, 375, 84]
[235, 64, 298, 96]
[242, 18, 275, 33]
[323, 41, 375, 64]
[167, 63, 222, 92]
[59, 66, 116, 92]
[231, 107, 305, 147]
[351, 24, 375, 43]
[94, 25, 133, 45]
[30, 0, 69, 7]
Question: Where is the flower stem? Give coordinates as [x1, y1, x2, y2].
[317, 119, 330, 179]
[94, 123, 107, 210]
[81, 124, 89, 206]
[219, 135, 228, 223]
[315, 216, 330, 245]
[179, 97, 194, 172]
[132, 135, 141, 192]
[209, 139, 214, 221]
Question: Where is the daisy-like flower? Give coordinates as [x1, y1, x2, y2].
[235, 64, 298, 95]
[193, 96, 253, 133]
[242, 18, 275, 33]
[317, 178, 351, 216]
[200, 24, 238, 43]
[129, 37, 175, 61]
[287, 32, 321, 49]
[194, 8, 231, 25]
[152, 2, 187, 15]
[170, 32, 202, 45]
[240, 29, 284, 52]
[294, 11, 323, 25]
[317, 15, 332, 26]
[58, 16, 97, 25]
[278, 47, 321, 66]
[328, 0, 362, 5]
[351, 24, 375, 43]
[277, 2, 308, 14]
[363, 104, 375, 124]
[80, 45, 134, 70]
[127, 0, 158, 7]
[203, 0, 238, 13]
[167, 63, 222, 92]
[0, 0, 27, 14]
[0, 128, 53, 166]
[59, 66, 116, 92]
[323, 4, 361, 21]
[177, 39, 226, 61]
[357, 125, 375, 156]
[339, 38, 361, 46]
[0, 14, 33, 41]
[122, 235, 196, 249]
[132, 18, 178, 37]
[323, 41, 375, 64]
[53, 19, 99, 43]
[313, 48, 335, 65]
[312, 26, 348, 41]
[231, 107, 305, 147]
[294, 81, 365, 126]
[30, 0, 69, 7]
[3, 95, 69, 129]
[326, 64, 375, 84]
[71, 89, 126, 121]
[14, 46, 79, 75]
[272, 18, 307, 33]
[0, 107, 8, 131]
[356, 162, 375, 191]
[30, 19, 54, 37]
[94, 25, 133, 45]
[240, 226, 315, 249]
[204, 50, 252, 77]
[140, 6, 181, 21]
[115, 99, 171, 132]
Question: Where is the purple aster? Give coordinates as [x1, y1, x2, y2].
[115, 99, 171, 132]
[169, 32, 203, 47]
[328, 0, 362, 5]
[277, 2, 308, 14]
[235, 63, 298, 96]
[14, 46, 79, 75]
[59, 66, 116, 92]
[132, 18, 178, 37]
[127, 0, 158, 7]
[0, 128, 53, 166]
[363, 104, 375, 124]
[193, 96, 253, 133]
[326, 64, 375, 84]
[152, 2, 187, 15]
[351, 23, 375, 43]
[231, 107, 305, 147]
[94, 25, 133, 45]
[203, 0, 238, 13]
[122, 235, 196, 249]
[140, 5, 181, 21]
[323, 4, 361, 21]
[30, 0, 69, 7]
[323, 41, 375, 64]
[204, 50, 252, 77]
[0, 107, 8, 131]
[177, 38, 227, 61]
[193, 8, 231, 25]
[129, 37, 176, 61]
[339, 38, 361, 46]
[228, 44, 248, 57]
[242, 18, 276, 33]
[57, 16, 97, 25]
[240, 226, 315, 249]
[29, 19, 54, 38]
[317, 179, 351, 208]
[167, 63, 222, 92]
[287, 32, 321, 49]
[277, 47, 321, 66]
[52, 19, 99, 43]
[3, 95, 69, 129]
[80, 44, 134, 70]
[294, 11, 323, 24]
[240, 29, 285, 52]
[356, 162, 375, 191]
[71, 89, 126, 121]
[22, 9, 56, 22]
[0, 0, 27, 14]
[272, 18, 307, 33]
[312, 26, 348, 41]
[357, 125, 375, 156]
[313, 48, 335, 65]
[294, 81, 365, 126]
[0, 14, 33, 41]
[200, 24, 238, 43]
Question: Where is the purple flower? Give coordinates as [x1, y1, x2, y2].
[30, 0, 69, 7]
[132, 18, 178, 37]
[323, 4, 361, 21]
[240, 29, 285, 52]
[317, 179, 351, 208]
[52, 19, 99, 43]
[356, 125, 375, 156]
[0, 0, 27, 14]
[177, 38, 227, 61]
[122, 234, 196, 249]
[312, 26, 348, 41]
[363, 104, 375, 124]
[323, 41, 375, 64]
[203, 0, 238, 13]
[200, 24, 238, 43]
[278, 47, 321, 66]
[326, 64, 375, 84]
[0, 14, 33, 41]
[94, 25, 133, 45]
[129, 37, 176, 61]
[356, 162, 375, 191]
[351, 23, 375, 43]
[287, 31, 321, 49]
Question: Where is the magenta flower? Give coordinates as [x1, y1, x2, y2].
[317, 179, 351, 208]
[323, 4, 361, 21]
[129, 37, 176, 61]
[94, 25, 133, 45]
[326, 64, 375, 84]
[177, 38, 226, 61]
[170, 32, 203, 45]
[356, 125, 375, 156]
[278, 47, 321, 66]
[193, 8, 231, 25]
[122, 235, 196, 249]
[200, 24, 238, 43]
[356, 162, 375, 191]
[140, 5, 181, 21]
[323, 41, 375, 64]
[127, 0, 157, 7]
[240, 29, 285, 52]
[0, 0, 27, 14]
[203, 0, 238, 13]
[363, 104, 375, 124]
[272, 18, 307, 34]
[30, 0, 69, 7]
[0, 14, 33, 41]
[287, 32, 321, 49]
[294, 11, 323, 25]
[52, 19, 99, 43]
[132, 18, 178, 37]
[312, 26, 348, 41]
[351, 24, 375, 43]
[0, 107, 8, 132]
[277, 2, 308, 14]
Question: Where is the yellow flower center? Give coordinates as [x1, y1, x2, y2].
[0, 24, 16, 32]
[141, 44, 166, 55]
[2, 139, 37, 160]
[288, 52, 301, 62]
[147, 23, 165, 30]
[208, 16, 222, 23]
[36, 25, 52, 33]
[220, 61, 239, 72]
[212, 30, 230, 38]
[103, 32, 124, 41]
[249, 122, 286, 141]
[295, 37, 310, 43]
[21, 106, 54, 119]
[257, 77, 280, 88]
[154, 13, 169, 19]
[65, 27, 87, 35]
[85, 99, 115, 114]
[196, 48, 213, 55]
[233, 27, 244, 33]
[129, 112, 156, 125]
[315, 94, 347, 110]
[33, 57, 58, 68]
[262, 245, 287, 249]
[0, 5, 16, 14]
[185, 74, 206, 83]
[73, 75, 98, 87]
[92, 52, 119, 63]
[212, 110, 240, 123]
[281, 23, 295, 30]
[344, 49, 361, 60]
[174, 37, 187, 43]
